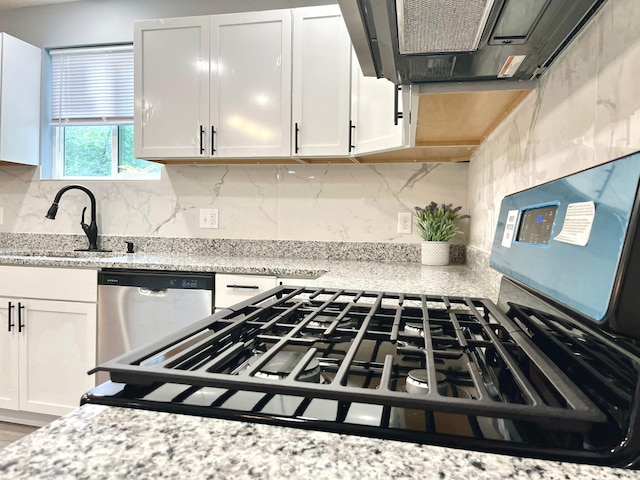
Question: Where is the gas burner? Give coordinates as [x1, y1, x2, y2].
[299, 314, 356, 342]
[405, 370, 476, 400]
[248, 350, 321, 383]
[307, 314, 354, 329]
[405, 369, 448, 395]
[405, 322, 444, 337]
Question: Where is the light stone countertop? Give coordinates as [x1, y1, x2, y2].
[0, 250, 498, 300]
[0, 404, 637, 480]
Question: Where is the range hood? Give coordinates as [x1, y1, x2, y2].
[338, 0, 608, 85]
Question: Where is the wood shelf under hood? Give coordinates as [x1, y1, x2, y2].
[354, 88, 532, 163]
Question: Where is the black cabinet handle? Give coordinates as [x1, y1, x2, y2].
[211, 126, 216, 155]
[7, 302, 14, 332]
[348, 121, 356, 152]
[226, 284, 260, 290]
[294, 122, 300, 154]
[199, 125, 205, 154]
[18, 302, 25, 333]
[394, 85, 403, 126]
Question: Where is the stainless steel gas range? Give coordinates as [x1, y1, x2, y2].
[85, 153, 640, 468]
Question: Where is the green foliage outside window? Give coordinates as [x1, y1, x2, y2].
[62, 125, 160, 177]
[118, 125, 160, 174]
[63, 126, 112, 177]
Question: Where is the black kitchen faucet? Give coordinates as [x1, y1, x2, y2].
[45, 184, 109, 252]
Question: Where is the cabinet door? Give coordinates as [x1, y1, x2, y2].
[211, 10, 292, 158]
[0, 299, 19, 411]
[292, 6, 351, 157]
[19, 299, 97, 416]
[134, 16, 210, 159]
[0, 34, 41, 166]
[350, 55, 406, 155]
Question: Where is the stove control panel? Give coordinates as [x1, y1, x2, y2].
[490, 152, 640, 323]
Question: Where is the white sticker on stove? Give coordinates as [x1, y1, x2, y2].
[501, 209, 519, 248]
[554, 201, 596, 247]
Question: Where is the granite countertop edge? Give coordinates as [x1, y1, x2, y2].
[1, 404, 636, 480]
[0, 249, 499, 299]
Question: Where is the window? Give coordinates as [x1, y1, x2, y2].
[50, 45, 160, 179]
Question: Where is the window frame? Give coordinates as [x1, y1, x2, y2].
[48, 44, 160, 181]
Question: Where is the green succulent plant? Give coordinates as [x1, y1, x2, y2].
[414, 202, 468, 242]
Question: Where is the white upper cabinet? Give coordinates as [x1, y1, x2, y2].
[134, 17, 210, 159]
[133, 8, 415, 162]
[134, 11, 291, 160]
[211, 10, 292, 158]
[0, 33, 41, 166]
[291, 5, 351, 157]
[350, 54, 416, 156]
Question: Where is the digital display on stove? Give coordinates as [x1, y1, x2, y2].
[516, 205, 558, 245]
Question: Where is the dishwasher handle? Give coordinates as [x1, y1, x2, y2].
[138, 287, 169, 297]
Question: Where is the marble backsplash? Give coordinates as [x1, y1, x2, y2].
[468, 0, 640, 252]
[0, 232, 467, 264]
[0, 162, 469, 246]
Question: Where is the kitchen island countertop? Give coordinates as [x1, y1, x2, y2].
[5, 250, 626, 478]
[0, 404, 637, 480]
[0, 252, 636, 478]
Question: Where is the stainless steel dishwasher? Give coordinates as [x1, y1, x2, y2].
[97, 269, 214, 383]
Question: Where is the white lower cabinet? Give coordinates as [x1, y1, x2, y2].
[0, 267, 97, 418]
[215, 273, 277, 309]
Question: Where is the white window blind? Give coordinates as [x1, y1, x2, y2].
[50, 45, 133, 125]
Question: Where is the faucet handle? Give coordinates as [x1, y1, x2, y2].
[125, 241, 135, 254]
[80, 207, 92, 241]
[80, 206, 87, 226]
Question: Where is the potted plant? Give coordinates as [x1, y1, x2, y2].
[414, 202, 467, 265]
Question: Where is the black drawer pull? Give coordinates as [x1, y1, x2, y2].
[18, 302, 25, 333]
[226, 284, 260, 290]
[7, 301, 15, 332]
[348, 120, 356, 152]
[199, 125, 205, 154]
[394, 85, 403, 126]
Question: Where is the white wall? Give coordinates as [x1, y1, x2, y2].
[468, 0, 640, 253]
[0, 0, 335, 48]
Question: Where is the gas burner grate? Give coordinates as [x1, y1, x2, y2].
[91, 286, 606, 429]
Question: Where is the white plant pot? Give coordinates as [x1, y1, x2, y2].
[421, 241, 450, 266]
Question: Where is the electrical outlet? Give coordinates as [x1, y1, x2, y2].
[397, 212, 412, 234]
[199, 208, 219, 229]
